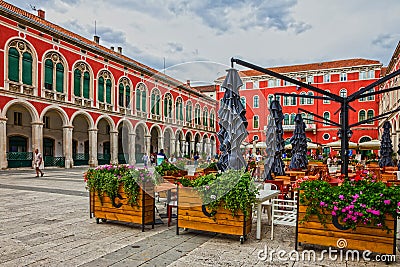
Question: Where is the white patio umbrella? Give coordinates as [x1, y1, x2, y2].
[358, 140, 380, 150]
[307, 142, 319, 149]
[255, 142, 267, 148]
[325, 140, 358, 150]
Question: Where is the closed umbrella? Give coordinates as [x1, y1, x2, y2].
[217, 68, 248, 171]
[289, 114, 308, 170]
[379, 121, 395, 167]
[262, 114, 277, 180]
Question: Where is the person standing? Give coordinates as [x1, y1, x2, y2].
[34, 149, 44, 177]
[142, 154, 149, 167]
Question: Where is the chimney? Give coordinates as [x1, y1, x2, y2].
[94, 35, 100, 44]
[110, 46, 114, 51]
[187, 80, 191, 86]
[37, 9, 45, 19]
[117, 46, 122, 54]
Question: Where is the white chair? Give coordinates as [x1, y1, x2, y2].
[270, 197, 297, 240]
[260, 183, 279, 225]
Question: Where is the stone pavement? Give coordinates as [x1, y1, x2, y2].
[0, 167, 399, 266]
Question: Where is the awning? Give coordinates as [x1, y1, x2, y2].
[255, 142, 267, 148]
[358, 140, 380, 150]
[325, 140, 358, 149]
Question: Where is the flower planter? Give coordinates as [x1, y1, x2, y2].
[296, 204, 397, 255]
[90, 184, 155, 231]
[176, 187, 252, 243]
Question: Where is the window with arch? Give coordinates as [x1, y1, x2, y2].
[323, 90, 331, 104]
[8, 40, 34, 86]
[359, 136, 372, 143]
[253, 115, 259, 129]
[210, 111, 215, 128]
[135, 83, 147, 112]
[283, 95, 290, 106]
[367, 110, 374, 124]
[186, 101, 193, 123]
[163, 93, 173, 119]
[253, 135, 259, 141]
[284, 114, 289, 125]
[203, 108, 208, 126]
[291, 93, 297, 106]
[339, 89, 347, 98]
[194, 104, 201, 125]
[290, 113, 296, 125]
[98, 70, 113, 104]
[43, 52, 65, 92]
[118, 77, 131, 108]
[150, 89, 161, 116]
[240, 97, 246, 108]
[323, 112, 330, 126]
[340, 73, 347, 81]
[300, 92, 306, 105]
[307, 92, 314, 104]
[359, 110, 366, 122]
[253, 95, 259, 108]
[73, 62, 91, 98]
[175, 97, 184, 121]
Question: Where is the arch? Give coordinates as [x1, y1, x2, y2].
[42, 50, 69, 94]
[133, 121, 149, 136]
[135, 82, 148, 113]
[70, 110, 95, 129]
[202, 133, 210, 140]
[358, 136, 372, 143]
[115, 118, 134, 133]
[96, 69, 115, 105]
[1, 99, 39, 121]
[163, 126, 174, 137]
[117, 76, 132, 108]
[39, 105, 69, 126]
[339, 88, 347, 98]
[94, 114, 116, 131]
[184, 130, 193, 141]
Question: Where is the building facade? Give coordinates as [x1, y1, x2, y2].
[0, 2, 217, 169]
[216, 59, 383, 155]
[379, 41, 400, 154]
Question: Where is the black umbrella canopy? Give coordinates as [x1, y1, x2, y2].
[289, 114, 308, 170]
[262, 114, 277, 180]
[217, 68, 248, 171]
[379, 121, 395, 167]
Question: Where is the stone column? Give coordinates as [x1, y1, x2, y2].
[145, 135, 151, 156]
[191, 141, 195, 156]
[158, 136, 164, 152]
[170, 138, 176, 156]
[129, 133, 136, 165]
[110, 131, 118, 164]
[0, 117, 7, 169]
[63, 125, 73, 168]
[31, 121, 43, 154]
[206, 140, 211, 155]
[88, 128, 98, 167]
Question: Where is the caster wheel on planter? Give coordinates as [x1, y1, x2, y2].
[96, 218, 100, 224]
[101, 219, 107, 223]
[240, 236, 244, 244]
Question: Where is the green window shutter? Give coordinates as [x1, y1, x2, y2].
[119, 83, 124, 107]
[180, 103, 183, 121]
[164, 98, 168, 118]
[8, 48, 19, 82]
[73, 69, 81, 96]
[55, 63, 64, 93]
[98, 77, 104, 102]
[156, 95, 160, 115]
[22, 52, 33, 85]
[126, 86, 130, 108]
[141, 90, 146, 112]
[151, 93, 155, 114]
[83, 71, 90, 98]
[105, 79, 112, 104]
[175, 103, 179, 120]
[136, 89, 140, 110]
[44, 59, 53, 90]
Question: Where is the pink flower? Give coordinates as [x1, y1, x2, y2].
[397, 202, 400, 207]
[331, 211, 336, 216]
[339, 195, 344, 200]
[333, 206, 338, 211]
[384, 200, 391, 205]
[320, 201, 325, 207]
[377, 223, 382, 227]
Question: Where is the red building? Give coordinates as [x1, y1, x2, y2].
[216, 59, 383, 156]
[0, 2, 217, 168]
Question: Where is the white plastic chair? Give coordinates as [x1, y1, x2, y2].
[270, 197, 297, 240]
[261, 183, 279, 225]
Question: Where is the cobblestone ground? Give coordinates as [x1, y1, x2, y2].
[0, 167, 399, 266]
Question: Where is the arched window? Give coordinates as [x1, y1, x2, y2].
[359, 136, 372, 143]
[290, 113, 296, 125]
[300, 92, 306, 105]
[291, 93, 297, 106]
[118, 77, 131, 108]
[253, 115, 259, 129]
[203, 108, 208, 126]
[136, 83, 147, 113]
[194, 104, 201, 125]
[323, 112, 330, 126]
[323, 90, 331, 104]
[210, 111, 215, 128]
[186, 101, 193, 123]
[98, 70, 113, 104]
[340, 89, 347, 98]
[283, 95, 290, 106]
[175, 97, 183, 121]
[307, 92, 314, 104]
[7, 40, 34, 86]
[284, 114, 289, 125]
[240, 97, 246, 108]
[163, 93, 173, 119]
[150, 89, 161, 116]
[253, 95, 259, 108]
[73, 62, 91, 99]
[367, 110, 374, 124]
[44, 52, 65, 93]
[359, 110, 366, 122]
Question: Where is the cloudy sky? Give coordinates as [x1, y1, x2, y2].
[8, 0, 400, 85]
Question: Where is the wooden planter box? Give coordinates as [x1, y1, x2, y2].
[296, 204, 397, 255]
[90, 184, 155, 231]
[177, 187, 252, 243]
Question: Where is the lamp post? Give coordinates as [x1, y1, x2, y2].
[231, 58, 400, 177]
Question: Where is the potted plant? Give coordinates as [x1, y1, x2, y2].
[176, 169, 258, 243]
[85, 164, 157, 231]
[296, 170, 400, 254]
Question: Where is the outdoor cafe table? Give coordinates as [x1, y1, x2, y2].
[255, 189, 280, 240]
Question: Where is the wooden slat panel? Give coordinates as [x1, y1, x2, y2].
[179, 220, 248, 236]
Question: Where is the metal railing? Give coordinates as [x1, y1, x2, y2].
[44, 156, 65, 167]
[6, 152, 33, 168]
